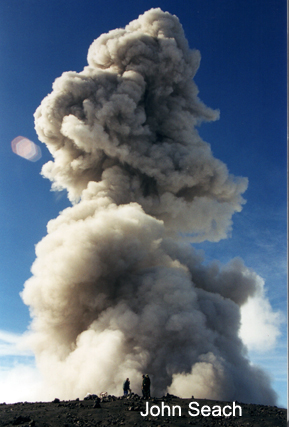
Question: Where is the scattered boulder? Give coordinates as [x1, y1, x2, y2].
[84, 393, 98, 400]
[99, 391, 108, 398]
[12, 414, 32, 425]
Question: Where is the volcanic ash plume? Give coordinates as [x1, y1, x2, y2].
[22, 8, 277, 404]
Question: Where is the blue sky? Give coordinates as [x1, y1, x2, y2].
[0, 0, 287, 407]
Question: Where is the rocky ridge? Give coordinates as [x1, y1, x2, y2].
[0, 393, 286, 427]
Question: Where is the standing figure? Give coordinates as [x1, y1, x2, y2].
[142, 374, 151, 399]
[123, 378, 131, 396]
[141, 374, 145, 397]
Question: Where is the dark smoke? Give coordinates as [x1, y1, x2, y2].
[22, 8, 277, 404]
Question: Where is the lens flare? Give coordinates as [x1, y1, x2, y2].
[11, 136, 41, 162]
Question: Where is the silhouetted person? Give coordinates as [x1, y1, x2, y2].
[123, 378, 131, 396]
[142, 374, 150, 399]
[141, 374, 145, 397]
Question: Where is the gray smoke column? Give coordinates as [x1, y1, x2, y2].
[22, 8, 277, 404]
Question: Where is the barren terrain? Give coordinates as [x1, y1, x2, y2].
[0, 393, 286, 427]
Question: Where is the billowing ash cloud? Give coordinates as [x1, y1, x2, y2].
[22, 8, 277, 404]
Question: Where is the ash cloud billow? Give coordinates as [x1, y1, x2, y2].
[22, 8, 277, 405]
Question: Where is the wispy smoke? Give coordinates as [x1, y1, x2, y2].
[21, 8, 277, 404]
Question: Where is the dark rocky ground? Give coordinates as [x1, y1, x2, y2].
[0, 393, 286, 427]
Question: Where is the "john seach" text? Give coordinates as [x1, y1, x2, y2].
[140, 401, 243, 417]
